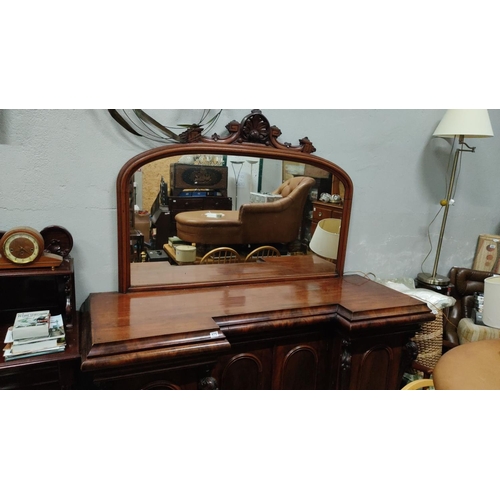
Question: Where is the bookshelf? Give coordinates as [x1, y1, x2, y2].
[0, 228, 80, 389]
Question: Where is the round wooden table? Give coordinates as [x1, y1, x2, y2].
[433, 339, 500, 390]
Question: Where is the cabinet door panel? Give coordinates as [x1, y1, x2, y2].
[214, 348, 272, 390]
[338, 333, 408, 390]
[273, 339, 329, 390]
[356, 345, 394, 390]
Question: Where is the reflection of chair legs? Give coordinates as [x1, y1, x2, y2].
[401, 379, 434, 390]
[200, 247, 241, 265]
[245, 246, 281, 262]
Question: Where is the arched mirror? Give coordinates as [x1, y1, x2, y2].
[117, 110, 353, 293]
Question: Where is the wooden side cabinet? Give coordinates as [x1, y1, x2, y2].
[0, 229, 80, 390]
[311, 201, 343, 236]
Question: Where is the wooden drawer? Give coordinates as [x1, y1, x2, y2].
[169, 197, 207, 213]
[169, 196, 232, 215]
[313, 204, 333, 222]
[311, 201, 343, 237]
[312, 202, 343, 222]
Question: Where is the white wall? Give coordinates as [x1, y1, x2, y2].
[1, 109, 499, 308]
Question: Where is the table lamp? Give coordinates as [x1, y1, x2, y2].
[310, 218, 341, 261]
[417, 109, 494, 287]
[483, 276, 500, 329]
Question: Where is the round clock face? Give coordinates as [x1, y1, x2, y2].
[0, 227, 44, 265]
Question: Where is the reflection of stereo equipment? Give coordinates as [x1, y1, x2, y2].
[146, 249, 169, 262]
[179, 189, 224, 197]
[170, 163, 228, 197]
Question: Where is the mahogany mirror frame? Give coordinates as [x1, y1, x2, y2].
[116, 110, 353, 293]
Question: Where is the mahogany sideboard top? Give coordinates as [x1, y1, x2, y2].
[80, 256, 434, 379]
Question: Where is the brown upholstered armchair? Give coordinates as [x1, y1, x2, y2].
[445, 266, 497, 345]
[175, 176, 316, 246]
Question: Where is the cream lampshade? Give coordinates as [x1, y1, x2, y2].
[310, 218, 341, 260]
[433, 109, 494, 138]
[482, 276, 500, 329]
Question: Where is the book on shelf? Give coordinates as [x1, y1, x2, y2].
[3, 344, 66, 361]
[3, 314, 66, 361]
[12, 310, 50, 340]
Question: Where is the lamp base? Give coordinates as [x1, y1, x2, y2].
[416, 272, 450, 287]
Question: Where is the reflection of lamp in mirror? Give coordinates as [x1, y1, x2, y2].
[230, 161, 245, 209]
[310, 218, 341, 262]
[246, 160, 259, 192]
[417, 109, 494, 287]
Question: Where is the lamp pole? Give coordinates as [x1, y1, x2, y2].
[417, 136, 475, 287]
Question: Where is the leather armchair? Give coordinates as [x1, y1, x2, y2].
[445, 266, 497, 345]
[175, 176, 316, 246]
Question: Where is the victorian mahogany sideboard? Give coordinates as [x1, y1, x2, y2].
[79, 256, 434, 390]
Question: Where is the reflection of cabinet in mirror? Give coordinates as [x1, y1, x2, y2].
[80, 110, 435, 390]
[311, 201, 343, 237]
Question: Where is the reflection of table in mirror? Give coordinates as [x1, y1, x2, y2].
[163, 244, 201, 266]
[130, 254, 335, 289]
[131, 261, 172, 288]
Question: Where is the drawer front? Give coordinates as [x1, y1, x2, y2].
[170, 198, 207, 212]
[312, 204, 343, 223]
[0, 363, 60, 389]
[169, 197, 233, 215]
[209, 198, 232, 210]
[312, 205, 333, 222]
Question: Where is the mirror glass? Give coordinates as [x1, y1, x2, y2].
[117, 111, 352, 293]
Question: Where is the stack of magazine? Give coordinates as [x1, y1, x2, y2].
[3, 310, 66, 361]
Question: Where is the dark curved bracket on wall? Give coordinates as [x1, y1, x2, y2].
[108, 109, 222, 144]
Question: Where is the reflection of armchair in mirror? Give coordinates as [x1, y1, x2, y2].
[175, 176, 315, 250]
[117, 109, 354, 293]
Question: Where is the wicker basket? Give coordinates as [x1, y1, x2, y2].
[411, 310, 444, 370]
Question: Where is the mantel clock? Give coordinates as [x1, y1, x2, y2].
[0, 226, 64, 269]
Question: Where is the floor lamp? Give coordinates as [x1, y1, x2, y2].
[417, 109, 494, 287]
